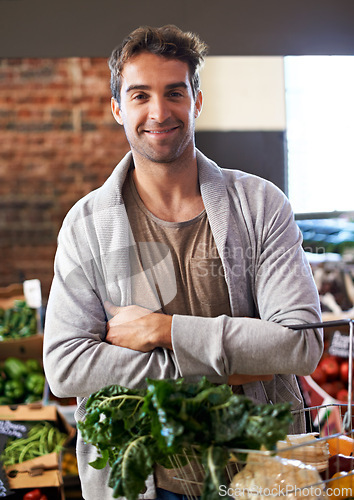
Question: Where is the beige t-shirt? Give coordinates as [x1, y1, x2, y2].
[123, 171, 232, 494]
[123, 170, 232, 319]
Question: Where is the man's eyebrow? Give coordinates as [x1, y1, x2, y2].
[165, 82, 188, 90]
[125, 82, 188, 93]
[125, 84, 150, 94]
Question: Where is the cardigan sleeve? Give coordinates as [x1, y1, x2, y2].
[43, 217, 181, 399]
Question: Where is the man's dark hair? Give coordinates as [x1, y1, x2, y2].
[108, 24, 208, 105]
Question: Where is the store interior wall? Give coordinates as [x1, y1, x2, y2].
[195, 56, 287, 190]
[1, 0, 353, 301]
[0, 57, 130, 298]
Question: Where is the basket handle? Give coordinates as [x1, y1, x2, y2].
[287, 319, 353, 432]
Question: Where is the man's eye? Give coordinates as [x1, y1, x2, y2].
[133, 94, 148, 100]
[169, 91, 183, 98]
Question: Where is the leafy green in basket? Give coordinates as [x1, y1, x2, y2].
[78, 377, 293, 500]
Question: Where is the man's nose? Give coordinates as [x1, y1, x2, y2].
[149, 96, 171, 123]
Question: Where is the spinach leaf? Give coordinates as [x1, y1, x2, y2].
[109, 435, 156, 500]
[89, 448, 110, 470]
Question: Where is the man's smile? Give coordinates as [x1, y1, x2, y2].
[143, 126, 180, 135]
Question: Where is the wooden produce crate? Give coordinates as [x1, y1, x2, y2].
[0, 404, 76, 499]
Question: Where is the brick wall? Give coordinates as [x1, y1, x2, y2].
[0, 57, 129, 301]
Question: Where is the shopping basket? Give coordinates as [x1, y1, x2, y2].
[169, 319, 354, 499]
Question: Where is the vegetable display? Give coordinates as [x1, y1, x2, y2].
[0, 421, 67, 466]
[77, 377, 293, 500]
[0, 357, 45, 404]
[311, 353, 352, 403]
[0, 301, 37, 340]
[309, 332, 352, 404]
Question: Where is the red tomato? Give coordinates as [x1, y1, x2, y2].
[23, 489, 42, 500]
[311, 365, 327, 385]
[319, 357, 340, 380]
[340, 360, 349, 384]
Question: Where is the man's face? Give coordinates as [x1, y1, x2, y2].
[111, 52, 202, 165]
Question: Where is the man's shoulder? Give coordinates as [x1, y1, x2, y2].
[223, 168, 290, 219]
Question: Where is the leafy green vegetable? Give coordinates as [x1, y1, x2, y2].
[0, 300, 37, 341]
[201, 445, 230, 498]
[108, 435, 157, 500]
[78, 377, 293, 500]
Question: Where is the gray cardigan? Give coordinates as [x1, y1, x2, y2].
[43, 150, 323, 499]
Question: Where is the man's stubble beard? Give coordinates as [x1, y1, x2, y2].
[126, 118, 196, 168]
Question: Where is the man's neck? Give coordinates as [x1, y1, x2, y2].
[130, 153, 204, 223]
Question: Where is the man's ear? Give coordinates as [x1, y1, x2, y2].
[111, 97, 123, 125]
[194, 90, 203, 119]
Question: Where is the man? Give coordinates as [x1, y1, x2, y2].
[43, 25, 323, 500]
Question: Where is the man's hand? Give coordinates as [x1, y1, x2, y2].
[227, 374, 274, 385]
[105, 302, 172, 352]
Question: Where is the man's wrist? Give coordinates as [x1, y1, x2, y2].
[153, 313, 173, 350]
